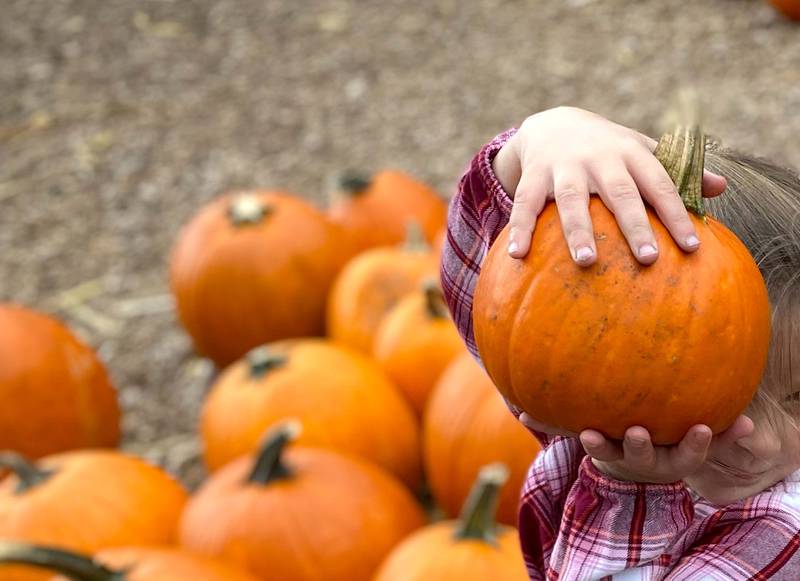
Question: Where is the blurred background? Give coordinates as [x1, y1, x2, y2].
[2, 0, 799, 482]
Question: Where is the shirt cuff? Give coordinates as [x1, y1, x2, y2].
[478, 128, 517, 215]
[579, 455, 687, 496]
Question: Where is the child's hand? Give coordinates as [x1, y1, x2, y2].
[578, 416, 754, 484]
[492, 106, 728, 265]
[519, 412, 754, 484]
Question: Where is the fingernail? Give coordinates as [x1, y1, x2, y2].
[685, 235, 700, 249]
[574, 246, 594, 262]
[628, 436, 647, 447]
[508, 241, 519, 254]
[638, 244, 658, 258]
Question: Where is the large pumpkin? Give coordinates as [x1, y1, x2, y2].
[200, 339, 421, 488]
[473, 127, 771, 444]
[170, 191, 353, 368]
[0, 543, 258, 581]
[767, 0, 800, 19]
[0, 304, 120, 459]
[327, 227, 439, 353]
[0, 451, 187, 581]
[424, 353, 541, 525]
[328, 170, 447, 251]
[373, 280, 464, 416]
[374, 464, 528, 581]
[181, 423, 426, 581]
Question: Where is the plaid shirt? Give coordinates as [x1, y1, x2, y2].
[440, 129, 800, 580]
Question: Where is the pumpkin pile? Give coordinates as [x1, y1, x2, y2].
[1, 168, 539, 580]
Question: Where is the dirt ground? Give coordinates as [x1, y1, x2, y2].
[2, 0, 800, 487]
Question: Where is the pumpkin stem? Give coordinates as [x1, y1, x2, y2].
[653, 92, 707, 218]
[337, 171, 373, 196]
[246, 346, 289, 379]
[228, 194, 271, 226]
[454, 463, 509, 544]
[0, 452, 53, 494]
[247, 421, 302, 485]
[0, 542, 125, 581]
[403, 220, 429, 252]
[423, 278, 448, 319]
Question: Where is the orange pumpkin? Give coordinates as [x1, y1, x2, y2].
[200, 339, 421, 488]
[473, 127, 771, 444]
[170, 191, 353, 368]
[373, 280, 464, 416]
[0, 451, 188, 581]
[374, 464, 528, 581]
[328, 170, 447, 251]
[0, 304, 120, 459]
[767, 0, 800, 19]
[0, 543, 258, 581]
[181, 423, 427, 581]
[327, 226, 439, 353]
[424, 353, 541, 525]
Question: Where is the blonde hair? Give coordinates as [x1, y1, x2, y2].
[703, 147, 800, 431]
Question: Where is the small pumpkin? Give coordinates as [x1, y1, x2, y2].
[170, 191, 353, 368]
[0, 543, 258, 581]
[767, 0, 800, 19]
[0, 451, 187, 581]
[424, 353, 541, 525]
[472, 126, 771, 444]
[328, 170, 447, 251]
[373, 279, 464, 416]
[327, 224, 439, 353]
[181, 422, 427, 581]
[374, 463, 528, 581]
[200, 339, 421, 488]
[0, 304, 120, 459]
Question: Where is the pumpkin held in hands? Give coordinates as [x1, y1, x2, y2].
[472, 127, 771, 444]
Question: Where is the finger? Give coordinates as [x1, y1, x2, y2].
[714, 415, 755, 446]
[622, 426, 657, 470]
[552, 165, 596, 265]
[508, 167, 551, 258]
[579, 429, 623, 461]
[518, 413, 579, 438]
[701, 171, 727, 197]
[592, 162, 659, 264]
[670, 424, 713, 474]
[625, 151, 700, 252]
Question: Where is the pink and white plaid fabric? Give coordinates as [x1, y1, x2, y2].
[440, 129, 800, 580]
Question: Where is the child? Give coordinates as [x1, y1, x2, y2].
[441, 106, 800, 579]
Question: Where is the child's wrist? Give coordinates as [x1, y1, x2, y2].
[491, 135, 521, 196]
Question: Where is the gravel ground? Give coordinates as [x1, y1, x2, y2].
[2, 0, 800, 486]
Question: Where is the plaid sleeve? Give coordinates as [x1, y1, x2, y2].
[439, 128, 560, 448]
[663, 500, 800, 580]
[440, 128, 516, 360]
[520, 455, 693, 580]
